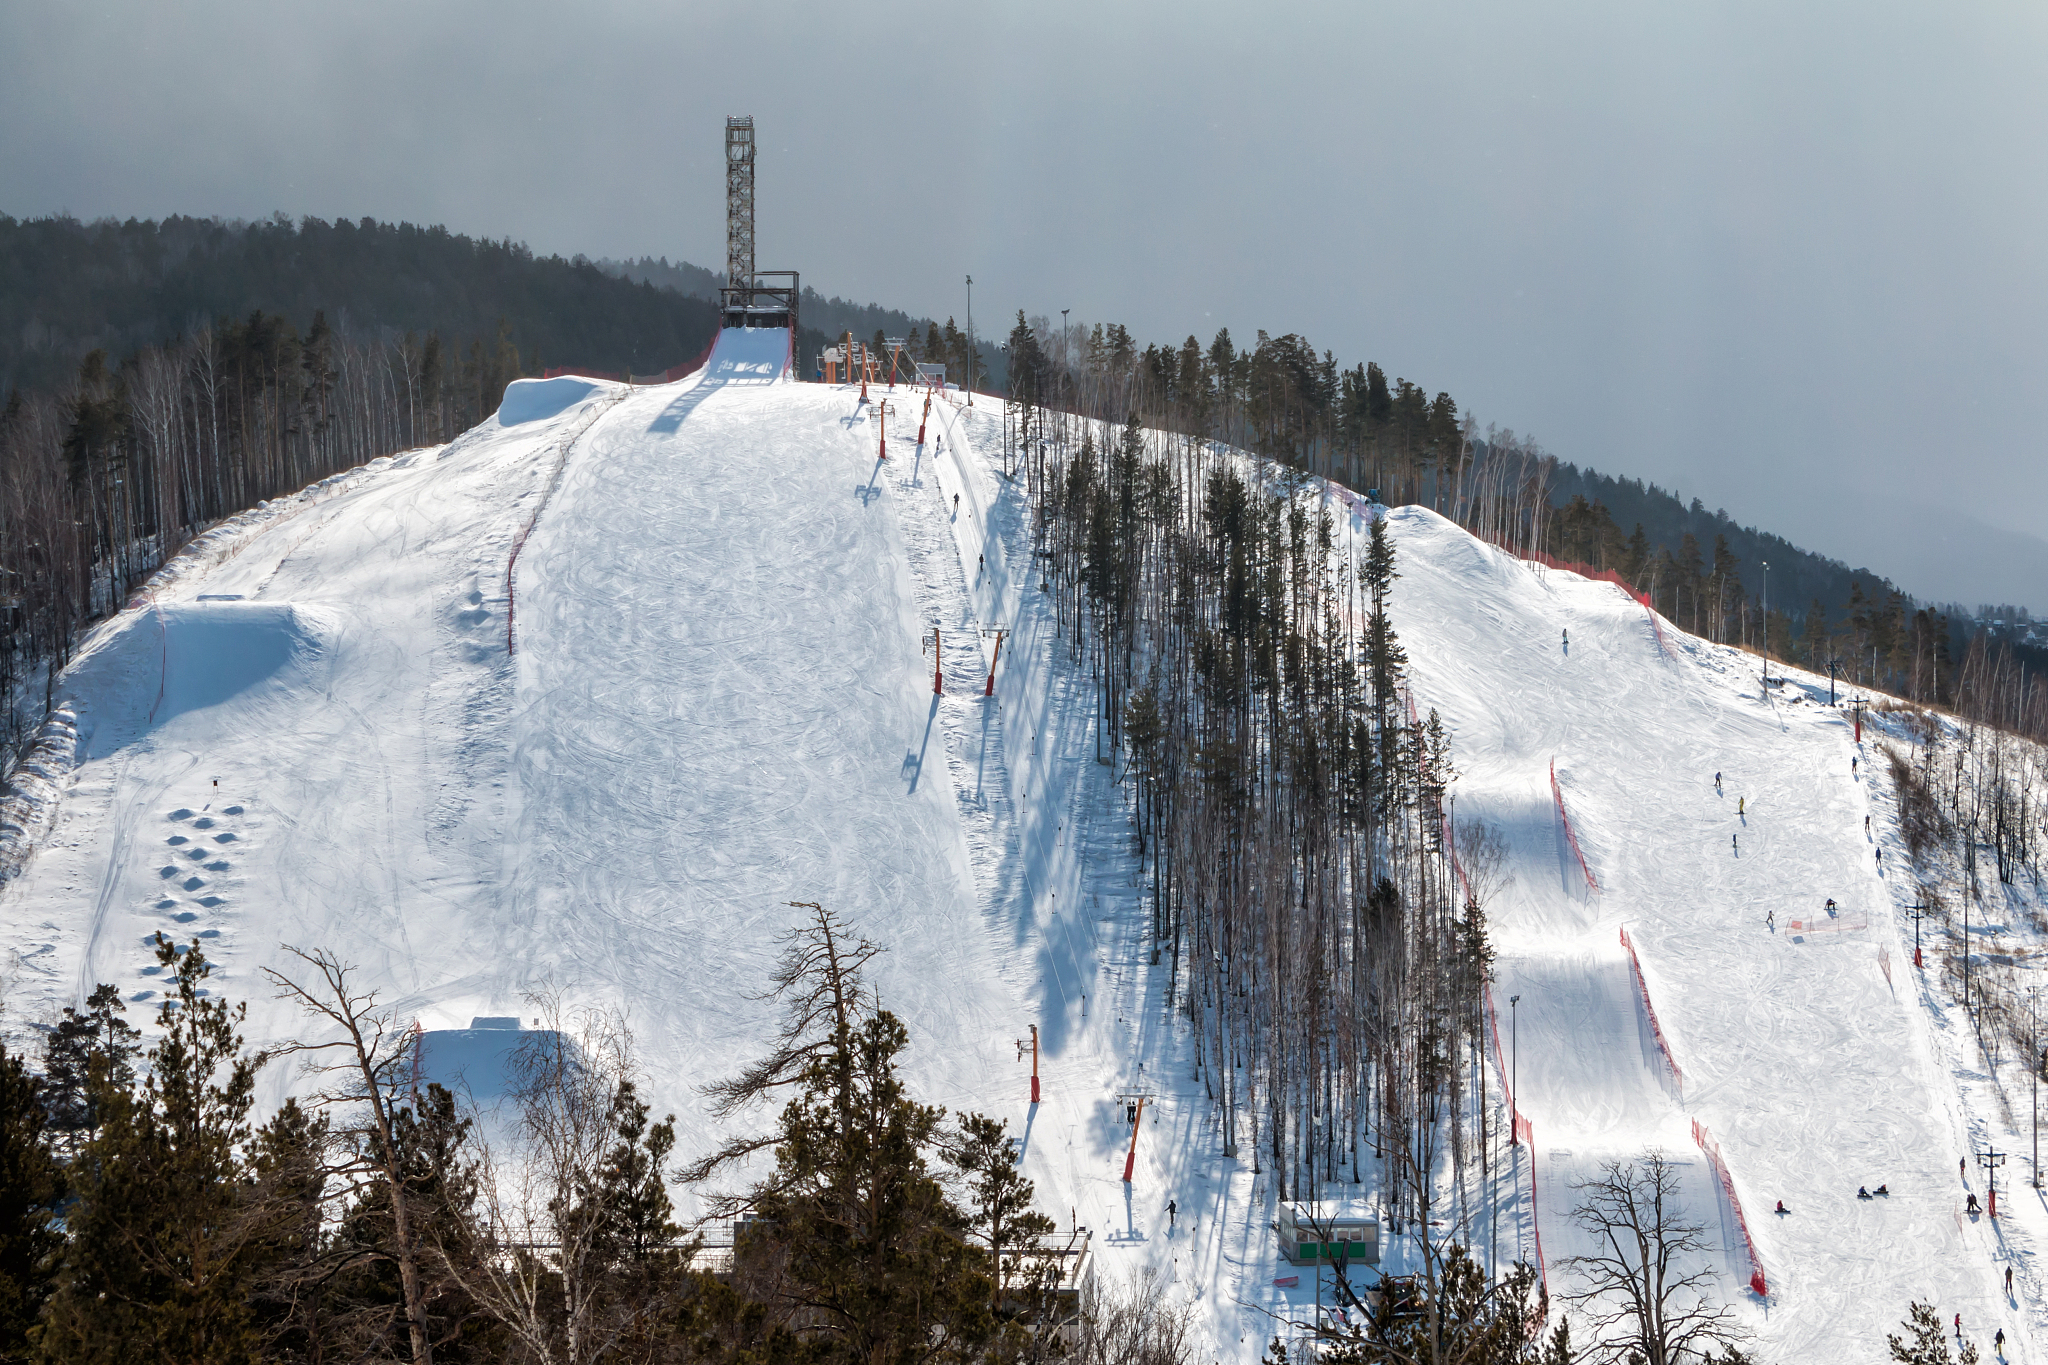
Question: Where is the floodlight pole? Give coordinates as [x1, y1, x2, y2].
[1759, 561, 1770, 688]
[1908, 900, 1930, 969]
[2030, 989, 2040, 1187]
[1509, 994, 1521, 1144]
[965, 275, 974, 407]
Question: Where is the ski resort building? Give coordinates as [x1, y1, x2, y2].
[1277, 1203, 1380, 1267]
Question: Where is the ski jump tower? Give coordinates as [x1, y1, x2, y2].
[719, 116, 798, 334]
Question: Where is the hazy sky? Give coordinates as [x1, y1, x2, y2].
[5, 1, 2045, 608]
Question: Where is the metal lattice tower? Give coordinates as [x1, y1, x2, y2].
[725, 116, 755, 289]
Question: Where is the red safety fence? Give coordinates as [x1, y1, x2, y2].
[1516, 1112, 1549, 1309]
[542, 335, 716, 387]
[1550, 759, 1600, 892]
[1693, 1119, 1770, 1299]
[1618, 926, 1685, 1098]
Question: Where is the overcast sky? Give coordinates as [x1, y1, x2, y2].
[5, 1, 2044, 609]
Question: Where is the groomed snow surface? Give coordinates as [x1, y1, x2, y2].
[2, 325, 2039, 1360]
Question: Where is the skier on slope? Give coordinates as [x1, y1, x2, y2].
[1715, 771, 1723, 794]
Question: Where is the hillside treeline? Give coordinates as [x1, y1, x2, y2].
[0, 910, 1212, 1364]
[997, 333, 1561, 1350]
[0, 214, 718, 394]
[1001, 313, 2048, 741]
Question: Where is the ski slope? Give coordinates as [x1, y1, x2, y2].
[0, 328, 2039, 1360]
[1380, 505, 2036, 1361]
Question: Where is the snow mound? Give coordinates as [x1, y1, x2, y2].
[415, 1019, 569, 1100]
[498, 376, 602, 425]
[68, 601, 332, 748]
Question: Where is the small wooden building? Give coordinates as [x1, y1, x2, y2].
[1277, 1202, 1380, 1267]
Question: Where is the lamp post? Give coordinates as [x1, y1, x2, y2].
[1759, 560, 1770, 687]
[1908, 899, 1930, 969]
[2030, 988, 2041, 1187]
[1509, 993, 1522, 1144]
[964, 275, 975, 406]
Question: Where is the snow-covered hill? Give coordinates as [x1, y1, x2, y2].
[2, 329, 2040, 1361]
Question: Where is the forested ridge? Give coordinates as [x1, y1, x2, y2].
[0, 213, 718, 393]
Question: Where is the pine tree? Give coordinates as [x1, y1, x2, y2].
[40, 935, 269, 1365]
[1888, 1300, 1979, 1364]
[947, 1113, 1056, 1316]
[42, 982, 140, 1144]
[0, 1039, 63, 1363]
[692, 905, 1002, 1360]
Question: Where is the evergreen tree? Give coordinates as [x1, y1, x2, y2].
[42, 983, 140, 1144]
[692, 904, 1002, 1361]
[40, 936, 269, 1365]
[947, 1113, 1057, 1317]
[1888, 1300, 1978, 1364]
[0, 1039, 63, 1363]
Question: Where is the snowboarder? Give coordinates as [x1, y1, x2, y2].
[1774, 1200, 1788, 1215]
[1858, 1186, 1871, 1199]
[1969, 1193, 1982, 1214]
[1825, 898, 1838, 917]
[1715, 771, 1722, 794]
[1168, 1199, 1178, 1229]
[1738, 796, 1746, 816]
[1766, 910, 1775, 931]
[1562, 628, 1569, 646]
[1875, 1184, 1888, 1196]
[1733, 833, 1739, 853]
